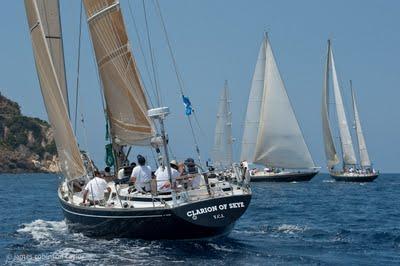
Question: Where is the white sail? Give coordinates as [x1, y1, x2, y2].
[83, 0, 155, 146]
[351, 86, 371, 167]
[25, 0, 86, 180]
[240, 39, 266, 163]
[330, 48, 357, 165]
[321, 40, 339, 168]
[212, 81, 233, 169]
[252, 36, 315, 169]
[36, 0, 69, 114]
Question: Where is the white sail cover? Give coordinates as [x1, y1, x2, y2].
[36, 0, 69, 114]
[330, 48, 357, 165]
[83, 0, 154, 146]
[212, 82, 233, 169]
[352, 88, 371, 167]
[321, 41, 339, 168]
[240, 40, 266, 163]
[241, 36, 315, 169]
[25, 0, 86, 180]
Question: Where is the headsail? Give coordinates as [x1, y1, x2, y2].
[212, 81, 233, 169]
[321, 40, 339, 168]
[240, 38, 266, 163]
[351, 84, 371, 167]
[25, 0, 86, 180]
[252, 35, 315, 168]
[83, 0, 154, 146]
[329, 46, 357, 165]
[35, 0, 69, 115]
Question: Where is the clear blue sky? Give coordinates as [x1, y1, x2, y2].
[0, 0, 399, 172]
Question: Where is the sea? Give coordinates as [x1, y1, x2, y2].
[0, 173, 399, 265]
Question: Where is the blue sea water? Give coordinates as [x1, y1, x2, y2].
[0, 173, 399, 265]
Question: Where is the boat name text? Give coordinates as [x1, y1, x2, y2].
[186, 202, 245, 219]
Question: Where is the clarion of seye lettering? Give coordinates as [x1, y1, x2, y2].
[186, 202, 245, 218]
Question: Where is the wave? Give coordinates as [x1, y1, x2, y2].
[276, 224, 308, 234]
[17, 219, 68, 245]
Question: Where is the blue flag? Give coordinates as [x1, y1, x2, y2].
[182, 95, 193, 116]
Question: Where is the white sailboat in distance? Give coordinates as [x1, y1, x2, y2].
[212, 81, 233, 170]
[321, 40, 378, 182]
[240, 33, 319, 182]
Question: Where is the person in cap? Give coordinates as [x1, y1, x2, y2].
[155, 160, 180, 193]
[130, 155, 152, 192]
[82, 171, 111, 206]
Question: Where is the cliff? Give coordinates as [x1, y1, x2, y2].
[0, 93, 59, 173]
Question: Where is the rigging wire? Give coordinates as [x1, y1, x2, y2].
[142, 0, 162, 107]
[73, 0, 83, 136]
[153, 0, 204, 165]
[126, 0, 158, 105]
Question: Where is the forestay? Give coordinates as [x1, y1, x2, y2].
[321, 40, 339, 168]
[25, 0, 86, 180]
[35, 0, 69, 115]
[212, 82, 233, 169]
[252, 36, 315, 168]
[330, 48, 357, 165]
[83, 0, 154, 146]
[351, 88, 371, 167]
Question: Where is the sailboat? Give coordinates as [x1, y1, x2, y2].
[240, 34, 319, 182]
[321, 40, 378, 182]
[25, 0, 251, 239]
[212, 81, 233, 170]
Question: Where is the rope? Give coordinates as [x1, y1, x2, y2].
[73, 1, 83, 136]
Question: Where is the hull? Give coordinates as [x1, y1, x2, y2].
[250, 171, 318, 182]
[330, 172, 379, 182]
[59, 194, 251, 240]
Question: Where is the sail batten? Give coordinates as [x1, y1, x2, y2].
[25, 0, 86, 180]
[351, 87, 371, 167]
[212, 82, 233, 169]
[241, 35, 315, 169]
[83, 0, 154, 146]
[330, 48, 357, 165]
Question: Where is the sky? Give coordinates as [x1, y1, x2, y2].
[0, 0, 399, 172]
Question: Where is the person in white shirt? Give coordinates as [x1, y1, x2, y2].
[155, 160, 180, 193]
[82, 171, 111, 205]
[130, 155, 152, 192]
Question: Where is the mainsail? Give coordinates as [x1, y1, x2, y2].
[241, 35, 315, 169]
[212, 81, 233, 169]
[329, 46, 357, 165]
[35, 0, 69, 114]
[321, 40, 339, 168]
[83, 0, 154, 146]
[25, 0, 86, 180]
[351, 85, 371, 167]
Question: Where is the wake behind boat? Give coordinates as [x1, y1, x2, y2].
[25, 0, 251, 240]
[321, 40, 379, 182]
[240, 33, 319, 182]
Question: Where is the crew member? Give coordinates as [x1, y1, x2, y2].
[82, 171, 111, 206]
[130, 155, 152, 192]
